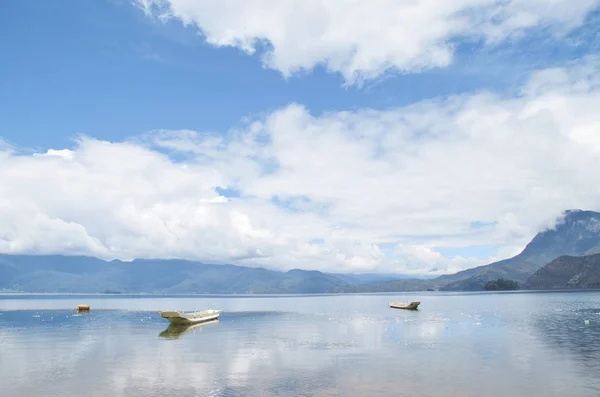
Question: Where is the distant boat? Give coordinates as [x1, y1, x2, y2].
[76, 304, 90, 312]
[389, 301, 420, 310]
[159, 309, 223, 325]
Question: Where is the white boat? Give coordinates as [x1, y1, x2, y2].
[389, 301, 421, 310]
[159, 309, 223, 325]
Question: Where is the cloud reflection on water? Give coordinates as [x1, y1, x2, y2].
[1, 293, 600, 396]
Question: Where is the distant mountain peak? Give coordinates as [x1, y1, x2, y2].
[564, 209, 585, 215]
[524, 210, 600, 253]
[555, 210, 600, 235]
[438, 209, 600, 291]
[558, 209, 600, 226]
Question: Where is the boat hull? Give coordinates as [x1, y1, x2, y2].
[159, 310, 223, 325]
[389, 301, 420, 310]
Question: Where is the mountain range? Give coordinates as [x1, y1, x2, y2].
[0, 255, 413, 294]
[1, 209, 600, 293]
[434, 210, 600, 290]
[526, 253, 600, 289]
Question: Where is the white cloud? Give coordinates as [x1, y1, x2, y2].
[136, 0, 600, 83]
[33, 149, 75, 160]
[2, 58, 600, 273]
[393, 245, 492, 275]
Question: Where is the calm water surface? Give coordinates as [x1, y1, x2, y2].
[1, 292, 600, 397]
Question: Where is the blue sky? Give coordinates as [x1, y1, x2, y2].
[2, 0, 597, 149]
[1, 0, 600, 274]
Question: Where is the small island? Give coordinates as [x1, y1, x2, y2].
[483, 278, 520, 291]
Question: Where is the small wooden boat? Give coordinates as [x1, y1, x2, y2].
[389, 301, 420, 310]
[76, 304, 90, 312]
[159, 309, 223, 325]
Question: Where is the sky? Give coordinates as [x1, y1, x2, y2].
[1, 0, 600, 275]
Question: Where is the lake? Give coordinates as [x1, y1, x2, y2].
[1, 292, 600, 396]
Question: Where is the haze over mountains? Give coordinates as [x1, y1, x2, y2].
[2, 210, 600, 294]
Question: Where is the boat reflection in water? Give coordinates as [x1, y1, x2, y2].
[159, 319, 220, 340]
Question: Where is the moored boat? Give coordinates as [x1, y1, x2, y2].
[389, 301, 420, 310]
[159, 309, 223, 325]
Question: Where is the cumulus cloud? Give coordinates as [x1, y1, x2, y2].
[2, 58, 600, 273]
[393, 245, 491, 275]
[136, 0, 600, 83]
